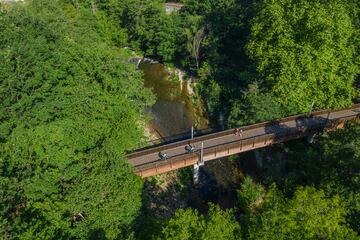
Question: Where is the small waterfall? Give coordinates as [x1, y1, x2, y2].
[135, 58, 142, 69]
[141, 58, 159, 65]
[128, 57, 142, 69]
[129, 57, 159, 69]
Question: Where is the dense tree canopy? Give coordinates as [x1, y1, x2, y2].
[252, 122, 360, 236]
[246, 186, 358, 240]
[306, 123, 360, 232]
[75, 0, 359, 123]
[156, 204, 241, 240]
[247, 0, 359, 113]
[0, 1, 154, 239]
[81, 0, 183, 63]
[0, 0, 359, 239]
[228, 83, 285, 126]
[173, 0, 359, 123]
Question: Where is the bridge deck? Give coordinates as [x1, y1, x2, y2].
[128, 105, 360, 177]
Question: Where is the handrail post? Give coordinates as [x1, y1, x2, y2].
[200, 142, 204, 165]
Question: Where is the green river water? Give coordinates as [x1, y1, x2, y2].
[139, 61, 198, 138]
[138, 60, 253, 215]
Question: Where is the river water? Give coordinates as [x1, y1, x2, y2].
[139, 61, 198, 138]
[138, 60, 256, 215]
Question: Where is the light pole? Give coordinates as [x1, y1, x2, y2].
[191, 125, 194, 140]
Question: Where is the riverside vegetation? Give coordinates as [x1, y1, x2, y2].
[0, 0, 359, 239]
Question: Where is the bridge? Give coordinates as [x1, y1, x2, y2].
[128, 104, 360, 178]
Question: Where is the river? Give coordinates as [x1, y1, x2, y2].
[139, 60, 203, 138]
[138, 60, 257, 216]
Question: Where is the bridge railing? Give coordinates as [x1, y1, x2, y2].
[128, 104, 360, 159]
[134, 113, 359, 173]
[134, 132, 301, 174]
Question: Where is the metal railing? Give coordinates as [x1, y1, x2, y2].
[134, 112, 359, 174]
[128, 104, 360, 159]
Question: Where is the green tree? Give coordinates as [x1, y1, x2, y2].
[228, 83, 284, 126]
[157, 204, 241, 240]
[0, 1, 154, 239]
[248, 186, 358, 240]
[258, 123, 360, 233]
[318, 123, 360, 232]
[238, 176, 265, 212]
[89, 0, 183, 63]
[247, 0, 359, 113]
[158, 208, 203, 240]
[195, 60, 225, 117]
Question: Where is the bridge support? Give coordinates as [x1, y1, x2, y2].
[193, 163, 200, 184]
[254, 150, 263, 168]
[306, 133, 315, 144]
[193, 142, 205, 184]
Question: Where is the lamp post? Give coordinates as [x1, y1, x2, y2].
[191, 125, 194, 140]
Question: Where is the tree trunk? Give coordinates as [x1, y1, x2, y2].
[91, 0, 97, 15]
[192, 27, 205, 70]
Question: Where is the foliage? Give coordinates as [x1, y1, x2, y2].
[228, 83, 285, 126]
[182, 14, 205, 70]
[0, 1, 154, 239]
[1, 0, 359, 239]
[247, 0, 359, 113]
[318, 123, 360, 232]
[156, 204, 241, 240]
[238, 176, 265, 212]
[87, 0, 183, 63]
[134, 215, 166, 240]
[320, 124, 360, 192]
[180, 0, 359, 124]
[73, 0, 360, 124]
[248, 186, 358, 240]
[257, 123, 360, 234]
[199, 73, 221, 115]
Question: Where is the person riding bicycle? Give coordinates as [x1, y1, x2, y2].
[234, 128, 243, 137]
[185, 144, 195, 153]
[158, 152, 168, 160]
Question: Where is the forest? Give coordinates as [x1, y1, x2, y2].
[0, 0, 359, 239]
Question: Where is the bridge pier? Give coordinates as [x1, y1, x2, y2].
[193, 163, 200, 184]
[193, 142, 205, 184]
[306, 133, 315, 144]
